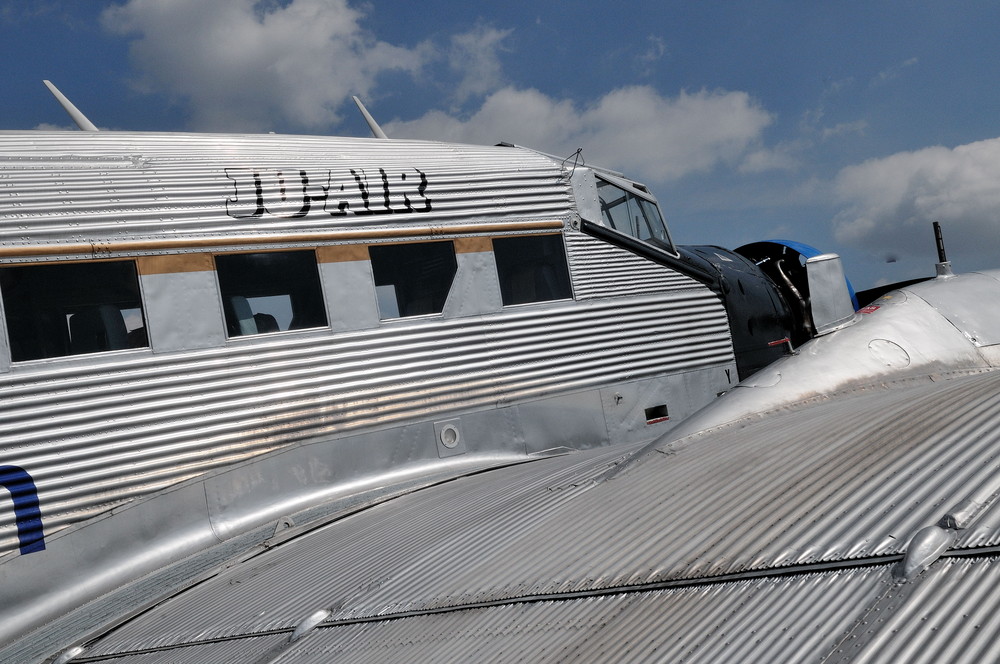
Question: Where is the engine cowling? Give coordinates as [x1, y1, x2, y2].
[677, 244, 797, 380]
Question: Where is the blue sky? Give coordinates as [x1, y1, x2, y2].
[3, 1, 1000, 289]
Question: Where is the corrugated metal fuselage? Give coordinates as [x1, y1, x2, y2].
[0, 131, 734, 561]
[4, 133, 1000, 664]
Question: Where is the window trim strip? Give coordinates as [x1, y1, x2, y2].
[0, 221, 565, 260]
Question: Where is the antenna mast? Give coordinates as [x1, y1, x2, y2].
[43, 80, 99, 132]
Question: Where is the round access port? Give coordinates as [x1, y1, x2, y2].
[440, 424, 461, 449]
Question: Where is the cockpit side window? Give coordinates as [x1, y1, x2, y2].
[596, 179, 676, 254]
[215, 250, 328, 337]
[369, 241, 457, 319]
[0, 260, 148, 362]
[493, 235, 573, 306]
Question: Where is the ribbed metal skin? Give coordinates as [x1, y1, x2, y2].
[0, 132, 571, 244]
[69, 634, 284, 663]
[83, 369, 1000, 662]
[0, 131, 732, 554]
[848, 557, 1000, 663]
[0, 289, 730, 549]
[286, 568, 889, 664]
[24, 132, 1000, 663]
[90, 568, 888, 663]
[84, 447, 634, 654]
[66, 560, 1000, 663]
[564, 231, 700, 299]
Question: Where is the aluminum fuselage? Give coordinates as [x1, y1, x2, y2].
[0, 131, 735, 564]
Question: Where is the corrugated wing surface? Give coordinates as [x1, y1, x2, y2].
[83, 569, 892, 663]
[286, 568, 890, 664]
[843, 557, 1000, 663]
[81, 368, 1000, 662]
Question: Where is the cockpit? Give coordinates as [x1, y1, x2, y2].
[595, 174, 678, 257]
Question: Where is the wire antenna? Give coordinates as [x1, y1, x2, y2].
[561, 147, 584, 175]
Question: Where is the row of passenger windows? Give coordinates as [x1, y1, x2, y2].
[0, 234, 572, 363]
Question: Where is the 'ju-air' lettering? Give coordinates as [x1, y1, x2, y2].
[0, 465, 44, 555]
[225, 167, 432, 220]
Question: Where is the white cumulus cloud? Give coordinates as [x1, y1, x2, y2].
[99, 1, 775, 188]
[102, 0, 427, 131]
[386, 85, 774, 184]
[834, 138, 1000, 263]
[448, 24, 513, 105]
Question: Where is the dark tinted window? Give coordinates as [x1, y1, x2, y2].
[493, 235, 572, 306]
[369, 241, 457, 318]
[0, 260, 147, 361]
[215, 250, 327, 337]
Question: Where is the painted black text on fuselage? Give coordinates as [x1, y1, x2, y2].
[225, 167, 432, 219]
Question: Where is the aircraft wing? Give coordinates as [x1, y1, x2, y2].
[6, 273, 1000, 662]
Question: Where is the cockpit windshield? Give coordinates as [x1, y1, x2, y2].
[596, 178, 677, 255]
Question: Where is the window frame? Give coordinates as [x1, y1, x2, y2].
[214, 249, 330, 339]
[368, 240, 458, 320]
[595, 173, 679, 258]
[0, 258, 150, 363]
[492, 233, 574, 307]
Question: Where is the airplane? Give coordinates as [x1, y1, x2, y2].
[0, 84, 998, 663]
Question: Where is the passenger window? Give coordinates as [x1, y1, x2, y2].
[369, 241, 457, 318]
[0, 260, 148, 362]
[596, 179, 676, 253]
[215, 250, 327, 337]
[493, 235, 573, 306]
